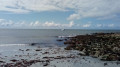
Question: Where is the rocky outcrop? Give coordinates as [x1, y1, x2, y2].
[64, 33, 120, 61]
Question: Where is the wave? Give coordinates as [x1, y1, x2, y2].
[0, 44, 28, 47]
[58, 35, 75, 38]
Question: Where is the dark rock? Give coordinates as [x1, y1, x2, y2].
[77, 53, 86, 56]
[104, 63, 107, 66]
[19, 49, 24, 51]
[35, 49, 42, 51]
[43, 63, 49, 66]
[43, 52, 49, 54]
[56, 39, 63, 41]
[30, 43, 38, 46]
[0, 60, 5, 63]
[10, 59, 18, 62]
[26, 49, 30, 51]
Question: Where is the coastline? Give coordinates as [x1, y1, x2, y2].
[0, 33, 120, 67]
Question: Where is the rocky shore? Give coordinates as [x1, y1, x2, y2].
[0, 46, 82, 67]
[0, 33, 120, 67]
[64, 33, 120, 61]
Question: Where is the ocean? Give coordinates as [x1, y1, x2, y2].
[0, 29, 120, 45]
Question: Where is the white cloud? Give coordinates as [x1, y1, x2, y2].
[96, 24, 102, 27]
[69, 21, 74, 27]
[30, 21, 42, 26]
[0, 0, 66, 13]
[66, 0, 120, 20]
[67, 14, 80, 20]
[0, 0, 120, 20]
[0, 19, 119, 29]
[42, 21, 74, 27]
[0, 19, 74, 28]
[96, 24, 116, 28]
[43, 21, 60, 27]
[0, 19, 5, 22]
[108, 24, 114, 27]
[0, 19, 13, 26]
[82, 24, 91, 28]
[0, 0, 30, 13]
[97, 15, 117, 20]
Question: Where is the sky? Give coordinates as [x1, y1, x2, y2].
[0, 0, 120, 29]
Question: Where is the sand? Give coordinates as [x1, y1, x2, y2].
[0, 44, 119, 67]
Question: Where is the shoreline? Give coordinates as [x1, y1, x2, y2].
[0, 33, 120, 67]
[0, 46, 119, 67]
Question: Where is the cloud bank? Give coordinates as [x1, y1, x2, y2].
[0, 19, 74, 28]
[0, 19, 119, 29]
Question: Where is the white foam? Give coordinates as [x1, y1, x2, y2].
[58, 35, 75, 38]
[0, 44, 28, 47]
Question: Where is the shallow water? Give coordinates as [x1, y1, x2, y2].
[0, 29, 120, 45]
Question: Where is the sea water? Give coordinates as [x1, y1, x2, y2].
[0, 29, 120, 45]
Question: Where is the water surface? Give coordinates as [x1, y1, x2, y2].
[0, 29, 120, 45]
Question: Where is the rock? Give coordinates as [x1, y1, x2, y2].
[100, 54, 110, 61]
[43, 63, 49, 66]
[10, 59, 18, 62]
[104, 63, 107, 66]
[35, 49, 42, 51]
[64, 33, 120, 61]
[56, 39, 63, 41]
[116, 62, 120, 65]
[26, 49, 30, 51]
[77, 52, 86, 56]
[19, 49, 24, 51]
[64, 46, 72, 50]
[0, 60, 4, 63]
[113, 47, 119, 52]
[93, 51, 100, 58]
[108, 54, 119, 61]
[43, 52, 49, 54]
[30, 43, 38, 46]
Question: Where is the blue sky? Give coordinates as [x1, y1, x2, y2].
[0, 0, 120, 29]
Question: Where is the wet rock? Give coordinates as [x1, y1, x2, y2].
[93, 51, 100, 58]
[56, 39, 63, 41]
[26, 49, 30, 51]
[104, 63, 107, 66]
[45, 60, 50, 63]
[0, 60, 4, 63]
[35, 49, 42, 51]
[43, 57, 49, 59]
[77, 52, 86, 56]
[10, 59, 18, 62]
[43, 63, 49, 66]
[19, 49, 24, 51]
[64, 46, 72, 50]
[43, 52, 49, 54]
[54, 57, 62, 59]
[43, 57, 54, 59]
[116, 62, 120, 65]
[30, 43, 38, 46]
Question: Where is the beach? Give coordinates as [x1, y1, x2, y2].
[0, 44, 119, 67]
[0, 29, 120, 67]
